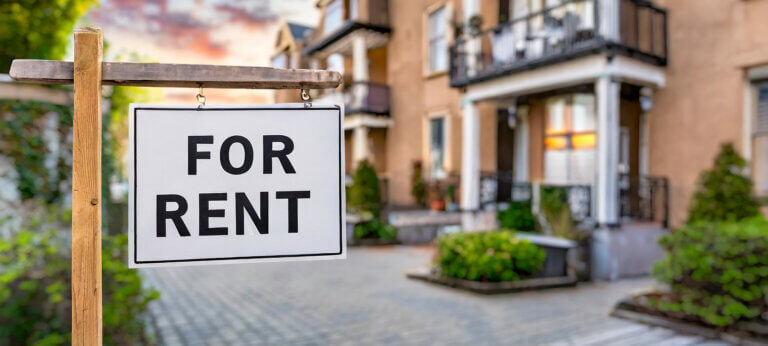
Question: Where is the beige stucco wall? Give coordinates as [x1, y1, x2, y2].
[385, 0, 464, 206]
[647, 0, 768, 227]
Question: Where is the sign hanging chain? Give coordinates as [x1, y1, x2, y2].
[301, 89, 312, 109]
[196, 86, 206, 109]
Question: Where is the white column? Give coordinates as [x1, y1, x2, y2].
[598, 0, 620, 42]
[352, 35, 368, 83]
[352, 125, 369, 166]
[460, 100, 480, 211]
[593, 76, 621, 280]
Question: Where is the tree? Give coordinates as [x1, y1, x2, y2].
[687, 143, 759, 223]
[348, 160, 382, 217]
[0, 0, 97, 72]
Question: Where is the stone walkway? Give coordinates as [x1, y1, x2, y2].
[142, 246, 725, 346]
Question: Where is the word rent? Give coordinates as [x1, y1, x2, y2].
[158, 135, 310, 237]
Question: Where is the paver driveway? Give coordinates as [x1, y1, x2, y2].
[142, 246, 724, 346]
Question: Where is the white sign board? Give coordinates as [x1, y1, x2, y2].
[128, 104, 346, 268]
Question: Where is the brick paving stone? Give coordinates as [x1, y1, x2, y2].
[142, 246, 727, 346]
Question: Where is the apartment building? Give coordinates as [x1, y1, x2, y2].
[274, 0, 768, 278]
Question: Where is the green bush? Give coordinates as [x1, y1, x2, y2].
[688, 143, 759, 223]
[497, 201, 536, 232]
[354, 218, 397, 240]
[0, 229, 159, 344]
[347, 160, 382, 217]
[436, 231, 546, 282]
[652, 217, 768, 326]
[540, 186, 575, 239]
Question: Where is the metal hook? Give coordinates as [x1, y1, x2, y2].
[196, 86, 206, 110]
[301, 89, 312, 108]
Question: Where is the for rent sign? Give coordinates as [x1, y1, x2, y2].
[128, 105, 345, 267]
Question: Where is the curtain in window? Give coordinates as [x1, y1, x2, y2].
[544, 94, 596, 185]
[430, 117, 446, 179]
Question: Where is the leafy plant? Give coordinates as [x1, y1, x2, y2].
[0, 0, 97, 72]
[0, 227, 159, 344]
[687, 143, 759, 223]
[436, 230, 546, 282]
[354, 218, 397, 240]
[652, 216, 768, 327]
[497, 201, 536, 232]
[540, 186, 575, 239]
[411, 161, 427, 206]
[347, 160, 382, 217]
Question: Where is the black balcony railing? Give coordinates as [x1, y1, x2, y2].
[480, 171, 592, 222]
[619, 174, 669, 228]
[450, 0, 667, 86]
[343, 82, 391, 116]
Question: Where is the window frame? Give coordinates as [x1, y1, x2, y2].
[324, 0, 345, 35]
[423, 2, 452, 77]
[752, 80, 768, 197]
[425, 110, 451, 180]
[543, 93, 597, 185]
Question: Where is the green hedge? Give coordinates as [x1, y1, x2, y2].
[354, 218, 397, 240]
[0, 229, 159, 344]
[652, 217, 768, 326]
[497, 201, 536, 232]
[436, 231, 545, 282]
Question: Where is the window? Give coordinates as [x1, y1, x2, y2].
[754, 82, 768, 195]
[327, 54, 344, 74]
[349, 0, 358, 20]
[324, 0, 344, 35]
[429, 117, 447, 179]
[271, 53, 287, 69]
[426, 6, 448, 74]
[544, 94, 596, 184]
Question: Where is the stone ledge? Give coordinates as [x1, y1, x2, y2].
[611, 297, 768, 345]
[406, 271, 577, 295]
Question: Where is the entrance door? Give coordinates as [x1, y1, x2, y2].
[497, 108, 516, 202]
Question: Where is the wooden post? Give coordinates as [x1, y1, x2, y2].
[71, 27, 103, 345]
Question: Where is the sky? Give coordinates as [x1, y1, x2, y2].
[84, 0, 318, 104]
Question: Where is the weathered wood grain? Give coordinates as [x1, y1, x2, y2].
[71, 28, 103, 346]
[9, 59, 342, 89]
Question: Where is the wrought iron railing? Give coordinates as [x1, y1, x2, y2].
[619, 174, 669, 227]
[450, 0, 667, 86]
[343, 82, 390, 116]
[480, 171, 592, 222]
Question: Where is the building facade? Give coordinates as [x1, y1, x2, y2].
[274, 0, 768, 278]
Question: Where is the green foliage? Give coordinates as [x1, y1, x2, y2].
[0, 228, 159, 344]
[354, 218, 397, 240]
[0, 100, 73, 202]
[411, 162, 427, 206]
[436, 231, 546, 282]
[652, 217, 768, 326]
[0, 0, 97, 72]
[688, 143, 759, 223]
[497, 201, 536, 232]
[347, 160, 382, 217]
[540, 186, 575, 239]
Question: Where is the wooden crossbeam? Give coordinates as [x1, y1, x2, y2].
[9, 59, 342, 89]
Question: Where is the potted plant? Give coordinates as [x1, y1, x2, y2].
[428, 181, 445, 211]
[411, 161, 427, 206]
[445, 184, 458, 212]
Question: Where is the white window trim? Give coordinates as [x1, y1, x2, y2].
[424, 110, 452, 179]
[423, 2, 453, 78]
[746, 66, 768, 197]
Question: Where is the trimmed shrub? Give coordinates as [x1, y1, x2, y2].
[688, 143, 759, 223]
[0, 229, 159, 344]
[498, 201, 536, 232]
[347, 160, 382, 217]
[652, 216, 768, 326]
[354, 218, 397, 240]
[436, 231, 546, 282]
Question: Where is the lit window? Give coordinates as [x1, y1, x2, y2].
[754, 82, 768, 195]
[324, 0, 344, 35]
[427, 6, 448, 74]
[430, 117, 446, 179]
[544, 94, 596, 185]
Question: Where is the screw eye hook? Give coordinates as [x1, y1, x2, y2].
[196, 86, 206, 110]
[301, 89, 312, 108]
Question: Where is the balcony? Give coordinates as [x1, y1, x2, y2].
[316, 82, 391, 117]
[450, 0, 667, 87]
[303, 0, 391, 56]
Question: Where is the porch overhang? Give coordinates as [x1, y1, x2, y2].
[461, 54, 665, 103]
[343, 113, 393, 130]
[303, 22, 390, 57]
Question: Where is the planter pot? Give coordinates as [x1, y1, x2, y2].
[430, 200, 446, 211]
[515, 233, 578, 279]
